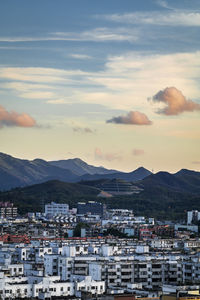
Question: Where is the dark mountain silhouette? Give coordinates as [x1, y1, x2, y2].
[0, 153, 78, 190]
[0, 153, 152, 191]
[49, 158, 117, 176]
[137, 170, 200, 194]
[79, 166, 152, 182]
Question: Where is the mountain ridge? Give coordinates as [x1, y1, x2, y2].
[0, 152, 151, 191]
[49, 157, 117, 176]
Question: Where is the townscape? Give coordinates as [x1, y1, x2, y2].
[0, 200, 200, 299]
[1, 0, 200, 299]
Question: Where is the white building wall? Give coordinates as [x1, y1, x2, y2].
[45, 202, 69, 217]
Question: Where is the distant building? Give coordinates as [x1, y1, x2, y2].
[45, 202, 69, 217]
[0, 202, 17, 218]
[98, 178, 143, 196]
[77, 201, 105, 216]
[187, 210, 200, 225]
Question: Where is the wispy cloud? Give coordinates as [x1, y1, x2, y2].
[152, 87, 200, 115]
[94, 147, 122, 162]
[0, 105, 36, 128]
[192, 161, 200, 165]
[1, 51, 200, 112]
[0, 27, 138, 43]
[0, 67, 85, 83]
[132, 148, 145, 156]
[107, 111, 152, 125]
[102, 11, 200, 27]
[46, 99, 69, 104]
[69, 54, 92, 60]
[155, 0, 173, 10]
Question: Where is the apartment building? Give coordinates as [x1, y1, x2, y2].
[0, 202, 17, 219]
[44, 202, 69, 217]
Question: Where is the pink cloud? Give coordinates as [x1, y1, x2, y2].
[95, 147, 122, 162]
[153, 87, 200, 115]
[192, 161, 200, 165]
[107, 111, 152, 125]
[0, 105, 36, 128]
[132, 148, 145, 156]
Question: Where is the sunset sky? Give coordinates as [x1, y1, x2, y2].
[0, 0, 200, 173]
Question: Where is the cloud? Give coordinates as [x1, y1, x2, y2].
[95, 148, 122, 162]
[132, 149, 145, 156]
[72, 126, 95, 134]
[155, 0, 173, 10]
[107, 111, 152, 125]
[1, 51, 200, 112]
[152, 87, 200, 115]
[69, 54, 92, 60]
[0, 27, 138, 43]
[0, 105, 36, 128]
[46, 99, 69, 104]
[102, 11, 200, 27]
[192, 161, 200, 165]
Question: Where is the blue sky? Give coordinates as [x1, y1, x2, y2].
[0, 0, 200, 172]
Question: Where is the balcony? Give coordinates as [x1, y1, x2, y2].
[74, 264, 87, 268]
[121, 275, 132, 279]
[152, 274, 162, 279]
[108, 275, 117, 279]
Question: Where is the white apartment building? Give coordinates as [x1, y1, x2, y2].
[187, 210, 200, 225]
[44, 202, 69, 217]
[74, 275, 105, 297]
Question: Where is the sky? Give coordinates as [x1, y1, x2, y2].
[0, 0, 200, 173]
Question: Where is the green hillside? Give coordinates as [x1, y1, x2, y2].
[0, 169, 200, 220]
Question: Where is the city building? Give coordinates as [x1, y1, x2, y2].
[44, 202, 69, 217]
[0, 202, 17, 219]
[77, 201, 105, 216]
[187, 210, 200, 225]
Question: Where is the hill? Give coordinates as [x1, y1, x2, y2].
[0, 153, 79, 190]
[0, 168, 200, 220]
[0, 180, 100, 214]
[79, 167, 152, 182]
[137, 170, 200, 194]
[49, 158, 117, 176]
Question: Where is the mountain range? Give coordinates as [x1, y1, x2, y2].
[0, 152, 151, 190]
